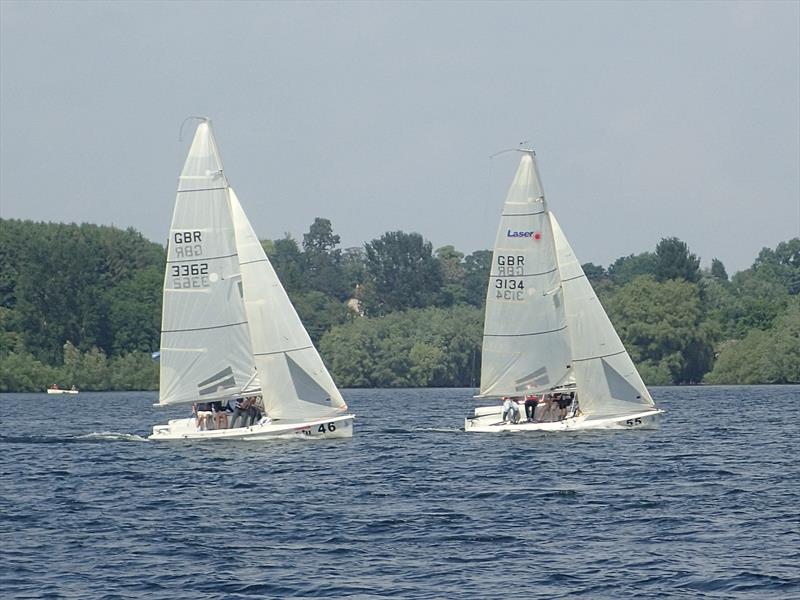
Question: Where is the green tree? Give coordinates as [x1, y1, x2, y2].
[704, 298, 800, 384]
[608, 276, 715, 384]
[435, 245, 467, 306]
[108, 351, 159, 390]
[302, 218, 348, 299]
[654, 237, 700, 283]
[607, 252, 657, 286]
[0, 349, 57, 392]
[751, 238, 800, 294]
[462, 249, 492, 307]
[361, 231, 444, 315]
[320, 306, 482, 387]
[106, 266, 162, 355]
[582, 262, 607, 285]
[267, 234, 305, 293]
[291, 290, 351, 346]
[710, 258, 728, 281]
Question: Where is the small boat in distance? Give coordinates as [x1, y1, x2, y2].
[47, 384, 79, 395]
[150, 119, 354, 440]
[465, 149, 663, 432]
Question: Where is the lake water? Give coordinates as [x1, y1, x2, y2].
[1, 386, 798, 599]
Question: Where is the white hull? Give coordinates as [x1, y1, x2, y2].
[47, 389, 78, 395]
[150, 413, 354, 441]
[465, 407, 663, 433]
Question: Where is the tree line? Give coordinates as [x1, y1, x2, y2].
[1, 217, 797, 392]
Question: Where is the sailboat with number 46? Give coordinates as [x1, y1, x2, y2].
[150, 120, 354, 440]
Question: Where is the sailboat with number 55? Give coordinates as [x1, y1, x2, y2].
[150, 119, 354, 440]
[465, 149, 662, 433]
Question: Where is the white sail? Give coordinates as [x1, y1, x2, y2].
[479, 152, 573, 397]
[229, 189, 348, 421]
[158, 122, 258, 406]
[550, 212, 655, 416]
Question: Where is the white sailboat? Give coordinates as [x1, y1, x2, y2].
[465, 150, 662, 432]
[150, 120, 354, 440]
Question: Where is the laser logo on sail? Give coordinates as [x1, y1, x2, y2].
[506, 230, 542, 240]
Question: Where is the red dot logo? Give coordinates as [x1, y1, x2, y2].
[533, 232, 542, 241]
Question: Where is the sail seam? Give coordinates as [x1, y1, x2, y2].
[490, 267, 558, 278]
[161, 321, 248, 333]
[571, 349, 627, 362]
[177, 187, 227, 193]
[484, 325, 567, 338]
[166, 252, 238, 264]
[501, 210, 546, 216]
[254, 345, 314, 357]
[239, 258, 269, 267]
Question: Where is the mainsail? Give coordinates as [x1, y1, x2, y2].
[479, 152, 573, 397]
[158, 122, 258, 406]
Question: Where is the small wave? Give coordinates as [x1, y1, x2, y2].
[0, 431, 149, 444]
[75, 431, 150, 442]
[412, 426, 463, 433]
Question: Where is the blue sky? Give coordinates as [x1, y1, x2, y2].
[1, 0, 798, 274]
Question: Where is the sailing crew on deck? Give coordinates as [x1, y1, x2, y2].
[557, 393, 573, 420]
[245, 395, 264, 426]
[524, 394, 539, 422]
[211, 401, 230, 429]
[502, 397, 520, 424]
[193, 402, 213, 430]
[229, 397, 249, 429]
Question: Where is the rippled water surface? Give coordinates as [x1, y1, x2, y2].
[1, 386, 798, 599]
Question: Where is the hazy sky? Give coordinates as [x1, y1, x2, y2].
[1, 0, 798, 274]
